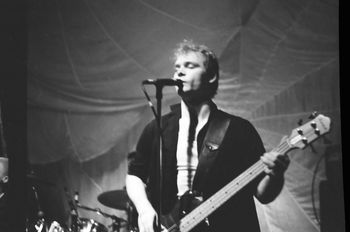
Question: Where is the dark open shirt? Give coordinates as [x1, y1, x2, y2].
[128, 103, 266, 232]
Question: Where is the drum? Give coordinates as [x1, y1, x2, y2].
[78, 218, 108, 232]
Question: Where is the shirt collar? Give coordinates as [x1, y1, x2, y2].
[170, 100, 217, 115]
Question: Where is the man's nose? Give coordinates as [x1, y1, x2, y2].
[177, 69, 185, 77]
[178, 72, 185, 77]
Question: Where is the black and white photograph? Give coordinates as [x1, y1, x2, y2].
[0, 0, 344, 231]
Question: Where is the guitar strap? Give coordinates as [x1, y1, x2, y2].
[192, 110, 231, 193]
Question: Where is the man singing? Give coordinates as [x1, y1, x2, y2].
[126, 40, 289, 232]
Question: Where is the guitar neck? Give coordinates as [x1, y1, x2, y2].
[178, 141, 291, 232]
[166, 113, 331, 232]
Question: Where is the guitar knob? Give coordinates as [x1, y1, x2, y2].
[314, 128, 320, 136]
[297, 129, 303, 135]
[302, 137, 308, 145]
[310, 121, 317, 129]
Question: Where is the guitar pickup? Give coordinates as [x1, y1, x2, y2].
[205, 142, 219, 151]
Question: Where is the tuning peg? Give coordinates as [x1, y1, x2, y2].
[298, 119, 303, 126]
[314, 128, 321, 136]
[297, 128, 303, 135]
[302, 137, 308, 145]
[310, 121, 317, 129]
[308, 111, 319, 119]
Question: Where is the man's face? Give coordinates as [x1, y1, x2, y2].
[173, 51, 210, 102]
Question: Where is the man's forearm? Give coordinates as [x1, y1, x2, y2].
[125, 174, 154, 213]
[255, 174, 284, 204]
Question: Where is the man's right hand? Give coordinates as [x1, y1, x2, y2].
[126, 175, 169, 232]
[137, 206, 158, 232]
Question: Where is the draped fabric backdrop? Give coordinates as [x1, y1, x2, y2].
[27, 0, 341, 231]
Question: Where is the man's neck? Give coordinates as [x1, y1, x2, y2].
[181, 100, 212, 121]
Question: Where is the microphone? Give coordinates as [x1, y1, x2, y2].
[142, 78, 183, 87]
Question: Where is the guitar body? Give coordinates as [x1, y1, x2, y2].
[161, 191, 209, 232]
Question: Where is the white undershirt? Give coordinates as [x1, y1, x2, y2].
[176, 101, 211, 196]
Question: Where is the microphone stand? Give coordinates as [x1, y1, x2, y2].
[141, 83, 164, 232]
[155, 84, 163, 232]
[142, 80, 182, 232]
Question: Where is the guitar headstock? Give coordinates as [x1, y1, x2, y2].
[288, 113, 331, 149]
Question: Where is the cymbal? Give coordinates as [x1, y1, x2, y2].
[97, 190, 129, 210]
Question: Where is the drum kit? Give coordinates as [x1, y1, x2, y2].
[26, 173, 138, 232]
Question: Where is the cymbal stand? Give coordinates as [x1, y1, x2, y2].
[126, 201, 138, 232]
[32, 186, 47, 232]
[64, 189, 79, 232]
[110, 217, 121, 232]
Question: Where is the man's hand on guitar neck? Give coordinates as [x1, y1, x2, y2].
[256, 150, 290, 204]
[261, 150, 290, 178]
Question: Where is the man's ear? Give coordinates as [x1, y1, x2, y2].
[1, 176, 8, 184]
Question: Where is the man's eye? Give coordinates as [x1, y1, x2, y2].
[186, 63, 195, 68]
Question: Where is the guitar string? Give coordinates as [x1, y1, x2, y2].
[179, 157, 270, 230]
[179, 141, 292, 231]
[180, 160, 283, 231]
[180, 159, 281, 230]
[180, 160, 268, 231]
[178, 128, 318, 231]
[181, 130, 313, 230]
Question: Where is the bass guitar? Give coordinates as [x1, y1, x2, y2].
[159, 113, 331, 232]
